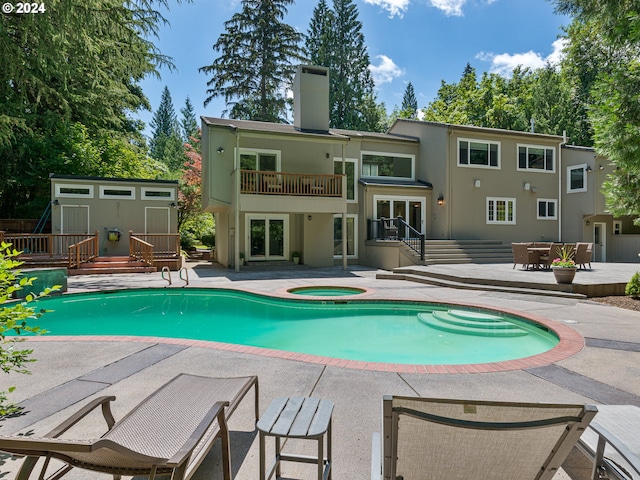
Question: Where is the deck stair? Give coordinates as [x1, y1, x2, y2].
[69, 256, 156, 275]
[407, 240, 513, 265]
[418, 310, 527, 337]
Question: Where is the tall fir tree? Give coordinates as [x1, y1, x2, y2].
[180, 96, 199, 141]
[306, 0, 384, 132]
[200, 0, 305, 122]
[400, 82, 418, 119]
[149, 86, 184, 173]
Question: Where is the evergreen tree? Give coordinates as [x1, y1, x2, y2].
[149, 86, 184, 173]
[200, 0, 305, 123]
[306, 0, 334, 67]
[180, 96, 199, 142]
[400, 82, 418, 119]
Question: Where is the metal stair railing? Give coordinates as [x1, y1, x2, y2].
[396, 217, 425, 261]
[367, 217, 425, 261]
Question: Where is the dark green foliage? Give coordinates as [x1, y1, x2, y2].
[150, 86, 185, 173]
[400, 82, 418, 119]
[626, 272, 640, 297]
[201, 234, 215, 248]
[200, 0, 305, 122]
[180, 97, 199, 142]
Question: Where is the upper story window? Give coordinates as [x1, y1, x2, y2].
[518, 144, 555, 172]
[334, 158, 357, 202]
[458, 139, 500, 169]
[99, 185, 135, 199]
[240, 149, 280, 172]
[361, 152, 414, 180]
[487, 197, 515, 224]
[567, 164, 587, 193]
[141, 187, 175, 201]
[55, 184, 94, 198]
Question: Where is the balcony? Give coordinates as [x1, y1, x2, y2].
[240, 170, 343, 197]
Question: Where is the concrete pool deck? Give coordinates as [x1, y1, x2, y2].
[2, 261, 640, 479]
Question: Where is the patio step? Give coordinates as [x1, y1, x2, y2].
[404, 240, 513, 265]
[418, 311, 528, 337]
[69, 256, 156, 275]
[377, 269, 587, 299]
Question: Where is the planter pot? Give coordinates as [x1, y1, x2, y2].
[552, 267, 576, 284]
[293, 256, 300, 265]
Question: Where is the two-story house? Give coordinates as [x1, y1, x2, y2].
[202, 65, 640, 270]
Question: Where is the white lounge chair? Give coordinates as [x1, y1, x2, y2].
[371, 395, 597, 480]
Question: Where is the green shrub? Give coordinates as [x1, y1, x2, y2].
[201, 234, 215, 248]
[180, 231, 197, 250]
[1, 242, 58, 417]
[625, 272, 640, 297]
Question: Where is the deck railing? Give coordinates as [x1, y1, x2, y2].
[129, 235, 155, 266]
[240, 170, 343, 197]
[130, 232, 181, 258]
[367, 217, 425, 260]
[2, 232, 97, 258]
[68, 235, 99, 268]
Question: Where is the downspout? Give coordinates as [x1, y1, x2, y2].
[558, 131, 567, 242]
[342, 143, 347, 271]
[232, 126, 240, 273]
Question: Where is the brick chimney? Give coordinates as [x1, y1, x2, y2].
[293, 65, 330, 133]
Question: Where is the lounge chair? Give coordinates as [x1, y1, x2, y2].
[371, 395, 597, 480]
[0, 373, 259, 480]
[577, 404, 640, 480]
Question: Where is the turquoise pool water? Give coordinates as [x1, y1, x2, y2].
[22, 289, 559, 365]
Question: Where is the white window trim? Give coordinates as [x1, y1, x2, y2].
[486, 197, 516, 225]
[333, 214, 358, 259]
[99, 185, 136, 200]
[238, 148, 282, 172]
[334, 157, 358, 203]
[244, 213, 289, 261]
[141, 187, 175, 201]
[537, 198, 558, 220]
[567, 164, 587, 193]
[55, 184, 94, 198]
[457, 138, 501, 169]
[373, 195, 426, 234]
[516, 143, 556, 173]
[360, 150, 415, 181]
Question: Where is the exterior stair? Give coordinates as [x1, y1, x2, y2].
[403, 240, 513, 265]
[69, 256, 156, 275]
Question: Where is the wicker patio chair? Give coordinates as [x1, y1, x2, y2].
[575, 242, 593, 270]
[0, 373, 259, 480]
[540, 242, 564, 269]
[371, 395, 597, 480]
[512, 242, 537, 269]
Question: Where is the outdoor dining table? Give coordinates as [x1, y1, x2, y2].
[527, 247, 551, 269]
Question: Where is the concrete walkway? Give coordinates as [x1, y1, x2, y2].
[2, 262, 640, 479]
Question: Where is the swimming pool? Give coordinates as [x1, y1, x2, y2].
[287, 286, 367, 296]
[20, 288, 564, 366]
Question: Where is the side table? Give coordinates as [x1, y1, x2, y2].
[257, 396, 334, 480]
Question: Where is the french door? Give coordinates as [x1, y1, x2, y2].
[245, 214, 289, 261]
[374, 196, 425, 235]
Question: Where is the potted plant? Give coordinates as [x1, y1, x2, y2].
[292, 251, 300, 264]
[551, 246, 577, 284]
[238, 252, 246, 266]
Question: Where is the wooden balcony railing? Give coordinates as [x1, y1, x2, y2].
[130, 232, 181, 258]
[129, 235, 155, 266]
[240, 170, 343, 197]
[68, 235, 99, 268]
[2, 232, 98, 258]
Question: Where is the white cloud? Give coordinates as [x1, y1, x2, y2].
[363, 0, 410, 18]
[369, 55, 405, 84]
[478, 38, 568, 76]
[429, 0, 466, 17]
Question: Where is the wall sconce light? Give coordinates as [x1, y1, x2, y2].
[325, 153, 330, 159]
[169, 202, 177, 208]
[51, 199, 60, 206]
[437, 194, 444, 206]
[307, 215, 312, 221]
[586, 220, 591, 225]
[523, 182, 531, 191]
[217, 147, 224, 154]
[599, 165, 605, 170]
[531, 186, 538, 193]
[474, 179, 481, 188]
[586, 165, 593, 173]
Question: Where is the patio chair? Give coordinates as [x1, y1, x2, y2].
[371, 395, 597, 480]
[381, 217, 398, 239]
[576, 404, 640, 480]
[575, 242, 593, 270]
[512, 242, 537, 269]
[540, 242, 563, 269]
[0, 373, 259, 480]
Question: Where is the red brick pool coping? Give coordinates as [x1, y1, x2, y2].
[24, 295, 584, 374]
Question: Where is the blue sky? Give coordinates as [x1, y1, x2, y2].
[137, 0, 571, 137]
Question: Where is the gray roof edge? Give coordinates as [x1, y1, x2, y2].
[49, 174, 179, 185]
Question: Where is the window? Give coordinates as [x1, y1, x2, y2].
[518, 145, 555, 172]
[240, 149, 280, 172]
[333, 214, 357, 258]
[487, 197, 515, 224]
[99, 185, 135, 199]
[55, 184, 94, 198]
[334, 158, 357, 201]
[613, 220, 622, 235]
[141, 187, 175, 201]
[567, 164, 587, 193]
[537, 199, 557, 220]
[458, 139, 500, 168]
[361, 152, 414, 179]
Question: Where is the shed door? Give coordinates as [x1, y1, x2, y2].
[145, 207, 170, 233]
[61, 205, 89, 234]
